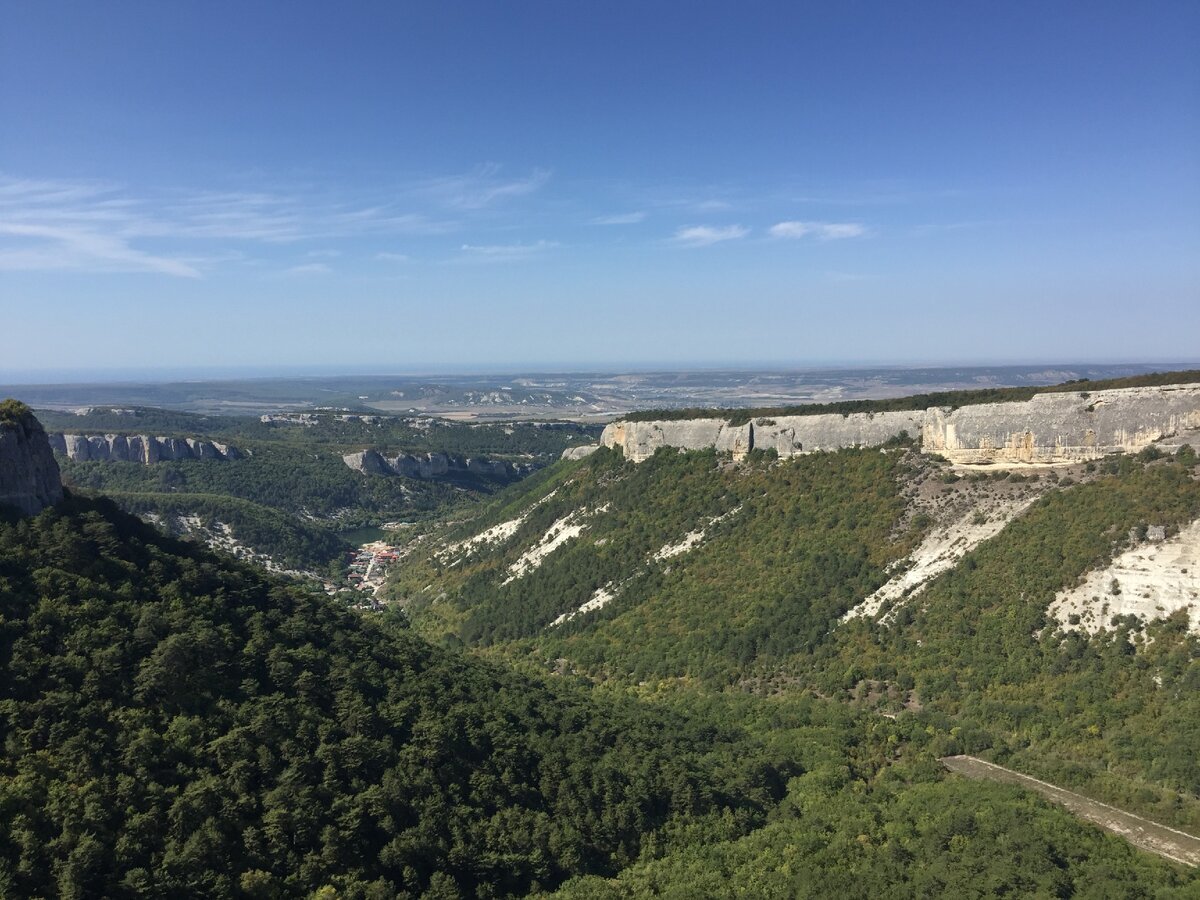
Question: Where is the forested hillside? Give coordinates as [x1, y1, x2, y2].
[394, 445, 915, 677]
[3, 407, 1199, 896]
[395, 441, 1200, 841]
[1, 497, 1193, 897]
[809, 454, 1200, 832]
[0, 496, 790, 898]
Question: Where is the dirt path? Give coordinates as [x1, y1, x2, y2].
[941, 755, 1200, 867]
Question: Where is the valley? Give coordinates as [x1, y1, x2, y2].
[8, 4, 1197, 894]
[33, 404, 599, 576]
[3, 372, 1200, 896]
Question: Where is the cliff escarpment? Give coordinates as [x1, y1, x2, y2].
[343, 449, 536, 480]
[602, 382, 1200, 465]
[48, 433, 244, 464]
[0, 400, 64, 515]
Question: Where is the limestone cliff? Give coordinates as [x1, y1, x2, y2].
[343, 450, 394, 476]
[602, 383, 1200, 465]
[342, 450, 535, 480]
[0, 401, 64, 516]
[561, 444, 600, 461]
[48, 433, 243, 464]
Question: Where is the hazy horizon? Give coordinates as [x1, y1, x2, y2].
[2, 358, 1199, 389]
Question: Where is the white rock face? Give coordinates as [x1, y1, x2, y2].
[435, 489, 562, 566]
[561, 444, 600, 461]
[653, 528, 709, 562]
[601, 383, 1200, 466]
[342, 449, 530, 479]
[1049, 519, 1200, 634]
[342, 449, 392, 475]
[549, 584, 617, 627]
[842, 496, 1039, 623]
[652, 506, 743, 561]
[602, 419, 745, 463]
[50, 433, 242, 464]
[439, 516, 526, 564]
[502, 511, 589, 584]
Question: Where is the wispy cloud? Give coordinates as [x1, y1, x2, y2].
[457, 239, 558, 262]
[590, 211, 645, 225]
[277, 262, 332, 277]
[375, 251, 411, 262]
[672, 224, 748, 247]
[418, 165, 551, 210]
[0, 174, 457, 277]
[0, 220, 201, 277]
[769, 220, 867, 241]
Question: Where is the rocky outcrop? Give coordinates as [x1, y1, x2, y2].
[561, 444, 600, 461]
[342, 450, 535, 480]
[396, 453, 451, 479]
[601, 411, 926, 463]
[602, 383, 1200, 466]
[49, 433, 244, 464]
[343, 450, 393, 476]
[0, 402, 64, 516]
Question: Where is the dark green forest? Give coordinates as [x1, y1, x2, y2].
[0, 497, 791, 898]
[1, 497, 1194, 897]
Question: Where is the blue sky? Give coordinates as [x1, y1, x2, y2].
[1, 1, 1198, 376]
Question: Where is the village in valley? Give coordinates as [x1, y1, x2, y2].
[345, 540, 401, 606]
[341, 521, 424, 608]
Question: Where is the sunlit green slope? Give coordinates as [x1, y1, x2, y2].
[394, 444, 920, 681]
[397, 445, 1200, 835]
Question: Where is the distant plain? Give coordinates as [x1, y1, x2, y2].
[5, 362, 1193, 420]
